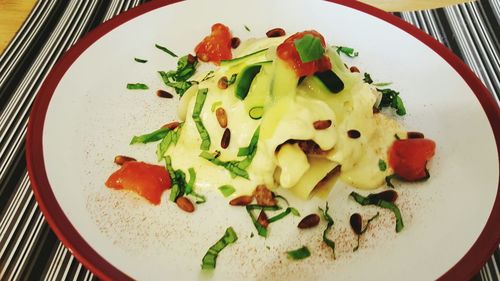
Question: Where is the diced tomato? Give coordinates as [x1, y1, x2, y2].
[194, 23, 232, 64]
[276, 30, 332, 77]
[105, 161, 171, 205]
[388, 138, 436, 181]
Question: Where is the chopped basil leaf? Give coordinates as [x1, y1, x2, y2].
[287, 246, 311, 260]
[134, 58, 148, 63]
[250, 232, 254, 238]
[220, 48, 268, 65]
[201, 70, 215, 82]
[156, 124, 183, 161]
[267, 207, 298, 223]
[158, 55, 198, 96]
[199, 151, 249, 179]
[349, 191, 404, 232]
[201, 227, 238, 270]
[273, 194, 290, 207]
[237, 127, 260, 157]
[126, 83, 149, 90]
[211, 101, 222, 112]
[244, 25, 251, 31]
[385, 174, 396, 188]
[227, 73, 237, 86]
[246, 205, 282, 211]
[377, 88, 406, 116]
[373, 82, 392, 87]
[363, 73, 373, 84]
[378, 159, 387, 171]
[353, 212, 379, 252]
[394, 134, 401, 140]
[186, 168, 206, 204]
[130, 127, 169, 144]
[294, 34, 325, 63]
[218, 185, 236, 197]
[245, 205, 268, 237]
[319, 203, 336, 259]
[193, 88, 211, 150]
[155, 43, 178, 57]
[335, 46, 359, 57]
[290, 207, 301, 217]
[165, 156, 186, 202]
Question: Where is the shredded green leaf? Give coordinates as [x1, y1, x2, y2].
[267, 207, 299, 223]
[165, 156, 186, 202]
[158, 55, 198, 96]
[377, 88, 406, 116]
[201, 227, 238, 270]
[378, 159, 387, 172]
[273, 194, 290, 206]
[385, 174, 396, 188]
[201, 70, 215, 82]
[319, 203, 336, 259]
[220, 48, 268, 65]
[186, 168, 206, 203]
[353, 212, 380, 251]
[237, 127, 260, 157]
[245, 205, 268, 237]
[373, 82, 392, 87]
[335, 46, 359, 57]
[218, 185, 236, 197]
[244, 25, 251, 31]
[349, 191, 404, 232]
[130, 128, 169, 144]
[363, 73, 373, 84]
[227, 73, 237, 86]
[126, 83, 149, 90]
[156, 124, 183, 161]
[134, 58, 148, 63]
[192, 88, 211, 150]
[199, 151, 249, 179]
[155, 43, 178, 57]
[294, 34, 325, 63]
[287, 246, 311, 260]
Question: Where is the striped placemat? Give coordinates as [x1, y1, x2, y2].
[0, 1, 498, 280]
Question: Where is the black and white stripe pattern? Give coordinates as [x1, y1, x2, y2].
[0, 1, 498, 280]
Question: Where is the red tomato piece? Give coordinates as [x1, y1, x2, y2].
[194, 23, 232, 64]
[388, 138, 436, 181]
[105, 161, 171, 205]
[276, 30, 332, 77]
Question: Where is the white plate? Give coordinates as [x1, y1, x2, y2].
[27, 0, 500, 280]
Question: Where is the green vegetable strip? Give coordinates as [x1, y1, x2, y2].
[245, 206, 268, 237]
[287, 246, 311, 260]
[165, 156, 185, 202]
[199, 151, 249, 179]
[273, 195, 289, 207]
[267, 207, 300, 223]
[353, 212, 379, 252]
[156, 130, 173, 161]
[218, 185, 236, 197]
[155, 43, 178, 57]
[349, 191, 404, 232]
[294, 34, 325, 63]
[134, 58, 148, 63]
[377, 88, 406, 116]
[220, 48, 268, 65]
[185, 168, 206, 204]
[378, 159, 387, 172]
[126, 83, 149, 90]
[130, 128, 169, 144]
[237, 126, 260, 157]
[201, 227, 238, 270]
[319, 203, 336, 259]
[192, 88, 211, 150]
[244, 25, 251, 31]
[335, 46, 359, 57]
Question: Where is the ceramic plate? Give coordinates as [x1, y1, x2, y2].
[27, 0, 500, 280]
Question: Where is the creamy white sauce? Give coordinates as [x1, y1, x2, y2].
[167, 37, 406, 198]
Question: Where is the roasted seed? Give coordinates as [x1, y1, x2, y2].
[215, 107, 228, 128]
[373, 190, 398, 203]
[407, 131, 425, 139]
[257, 210, 269, 228]
[156, 89, 174, 98]
[187, 54, 197, 64]
[350, 213, 363, 235]
[114, 155, 136, 165]
[297, 214, 320, 229]
[313, 120, 332, 130]
[176, 196, 195, 213]
[231, 37, 241, 49]
[253, 185, 277, 206]
[161, 121, 180, 130]
[229, 195, 254, 206]
[218, 76, 229, 89]
[347, 129, 361, 139]
[349, 66, 360, 73]
[221, 128, 231, 149]
[266, 28, 286, 38]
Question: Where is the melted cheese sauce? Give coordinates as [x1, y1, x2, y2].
[167, 37, 406, 198]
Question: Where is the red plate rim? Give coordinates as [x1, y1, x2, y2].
[25, 0, 500, 280]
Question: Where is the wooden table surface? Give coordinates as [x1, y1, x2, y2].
[0, 0, 474, 55]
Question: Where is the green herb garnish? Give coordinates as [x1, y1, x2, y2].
[319, 203, 336, 259]
[349, 191, 404, 232]
[134, 58, 147, 63]
[130, 127, 169, 144]
[155, 43, 178, 57]
[237, 127, 260, 157]
[378, 159, 387, 171]
[377, 88, 406, 116]
[244, 25, 251, 31]
[186, 168, 206, 203]
[294, 34, 325, 63]
[227, 73, 237, 86]
[287, 246, 311, 260]
[201, 70, 215, 82]
[385, 174, 396, 188]
[192, 88, 211, 150]
[353, 212, 379, 252]
[126, 83, 149, 90]
[245, 205, 269, 237]
[373, 82, 392, 87]
[267, 207, 300, 223]
[201, 227, 238, 270]
[218, 185, 236, 197]
[336, 46, 359, 57]
[199, 151, 249, 179]
[211, 101, 222, 112]
[158, 55, 198, 96]
[165, 156, 186, 202]
[363, 73, 373, 84]
[156, 124, 183, 161]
